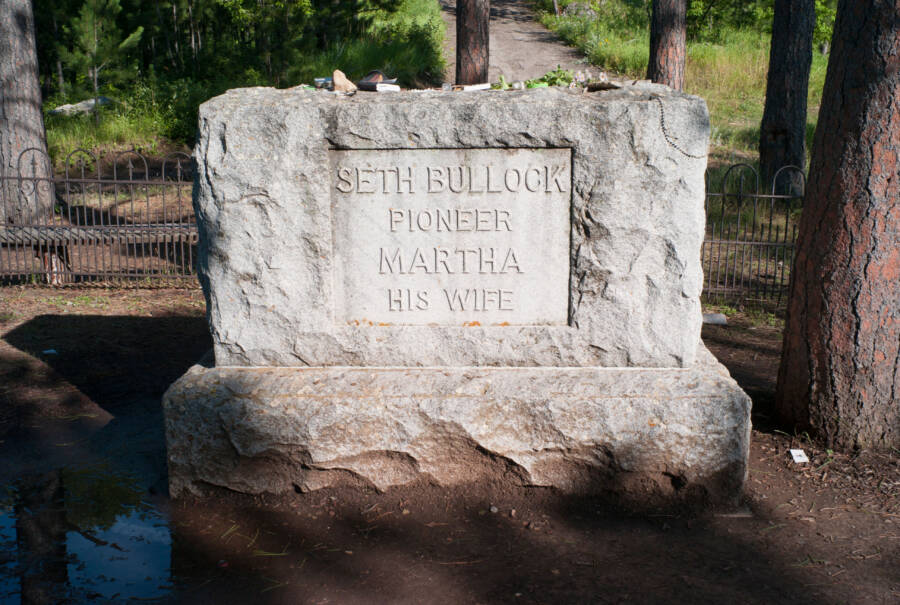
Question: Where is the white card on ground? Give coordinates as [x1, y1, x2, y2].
[789, 449, 809, 463]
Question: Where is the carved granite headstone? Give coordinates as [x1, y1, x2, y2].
[164, 86, 751, 505]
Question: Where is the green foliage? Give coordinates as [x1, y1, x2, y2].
[814, 0, 837, 47]
[535, 65, 575, 86]
[58, 0, 143, 97]
[38, 0, 446, 159]
[686, 0, 773, 42]
[542, 13, 648, 75]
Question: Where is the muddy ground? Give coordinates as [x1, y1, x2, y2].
[0, 287, 898, 604]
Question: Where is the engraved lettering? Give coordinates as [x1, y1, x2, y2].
[456, 209, 474, 231]
[389, 209, 404, 231]
[409, 248, 431, 273]
[504, 168, 521, 192]
[376, 168, 390, 193]
[501, 248, 522, 273]
[444, 288, 472, 311]
[357, 168, 376, 193]
[549, 165, 568, 192]
[525, 167, 541, 192]
[436, 208, 452, 231]
[483, 288, 499, 310]
[398, 166, 414, 193]
[416, 211, 433, 231]
[388, 288, 404, 311]
[388, 288, 429, 311]
[457, 248, 478, 273]
[475, 209, 493, 231]
[416, 290, 430, 310]
[332, 148, 570, 325]
[336, 167, 354, 193]
[443, 288, 516, 311]
[448, 166, 465, 193]
[479, 247, 496, 274]
[379, 248, 403, 273]
[496, 209, 512, 231]
[428, 167, 446, 192]
[435, 248, 453, 273]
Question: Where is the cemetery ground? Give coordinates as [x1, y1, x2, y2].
[0, 287, 897, 603]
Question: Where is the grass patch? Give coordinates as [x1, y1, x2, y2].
[537, 2, 828, 164]
[45, 104, 169, 168]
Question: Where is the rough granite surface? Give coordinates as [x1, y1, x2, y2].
[163, 344, 750, 501]
[193, 85, 710, 368]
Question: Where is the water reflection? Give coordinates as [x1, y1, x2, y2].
[0, 465, 172, 603]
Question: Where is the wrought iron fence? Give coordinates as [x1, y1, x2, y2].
[1, 150, 804, 307]
[0, 148, 196, 286]
[702, 164, 805, 309]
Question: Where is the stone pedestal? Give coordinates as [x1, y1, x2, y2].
[166, 85, 752, 506]
[164, 345, 749, 503]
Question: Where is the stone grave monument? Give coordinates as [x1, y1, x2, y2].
[163, 85, 751, 505]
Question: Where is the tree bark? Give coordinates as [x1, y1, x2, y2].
[16, 471, 69, 605]
[0, 0, 53, 226]
[456, 0, 489, 85]
[647, 0, 686, 90]
[759, 0, 815, 196]
[776, 0, 900, 450]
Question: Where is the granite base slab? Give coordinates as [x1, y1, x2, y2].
[163, 345, 751, 505]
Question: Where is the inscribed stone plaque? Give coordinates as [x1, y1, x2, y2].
[331, 148, 571, 325]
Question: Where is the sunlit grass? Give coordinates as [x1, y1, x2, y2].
[45, 107, 166, 168]
[538, 7, 829, 163]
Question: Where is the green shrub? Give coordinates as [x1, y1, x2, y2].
[43, 0, 446, 163]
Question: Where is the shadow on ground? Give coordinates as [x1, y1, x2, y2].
[163, 481, 839, 605]
[0, 312, 866, 604]
[4, 314, 210, 410]
[0, 314, 210, 487]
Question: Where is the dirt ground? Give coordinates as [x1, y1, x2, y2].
[1, 286, 898, 604]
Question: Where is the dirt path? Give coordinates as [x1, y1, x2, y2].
[440, 0, 590, 83]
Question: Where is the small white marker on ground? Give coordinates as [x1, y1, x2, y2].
[789, 449, 809, 464]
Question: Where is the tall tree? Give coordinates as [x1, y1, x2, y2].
[456, 0, 489, 84]
[647, 0, 686, 90]
[776, 0, 900, 450]
[0, 0, 53, 226]
[59, 0, 143, 121]
[759, 0, 815, 195]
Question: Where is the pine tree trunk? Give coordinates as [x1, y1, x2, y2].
[776, 0, 900, 450]
[456, 0, 489, 85]
[16, 471, 68, 604]
[0, 0, 53, 226]
[56, 60, 65, 98]
[647, 0, 686, 90]
[52, 14, 65, 98]
[759, 0, 815, 196]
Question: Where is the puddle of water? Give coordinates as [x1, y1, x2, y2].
[0, 465, 173, 603]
